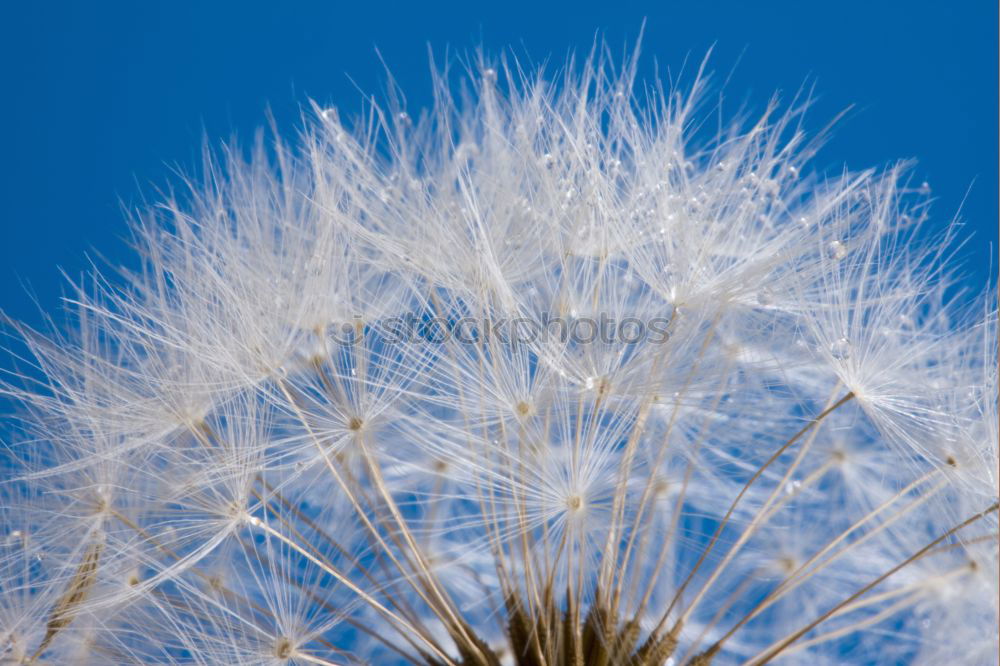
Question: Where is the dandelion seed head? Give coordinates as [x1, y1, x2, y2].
[0, 43, 995, 666]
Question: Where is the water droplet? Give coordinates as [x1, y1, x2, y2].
[540, 153, 555, 169]
[481, 67, 497, 83]
[455, 142, 479, 162]
[784, 479, 802, 495]
[756, 288, 774, 306]
[829, 337, 852, 361]
[827, 240, 848, 261]
[919, 181, 931, 194]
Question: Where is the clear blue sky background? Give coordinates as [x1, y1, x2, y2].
[1, 1, 996, 328]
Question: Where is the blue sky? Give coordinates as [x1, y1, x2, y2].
[1, 1, 996, 327]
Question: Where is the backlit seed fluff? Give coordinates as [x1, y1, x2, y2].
[1, 47, 997, 666]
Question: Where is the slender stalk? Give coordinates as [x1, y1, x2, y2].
[747, 502, 1000, 665]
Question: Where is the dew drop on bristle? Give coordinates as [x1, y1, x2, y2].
[455, 142, 479, 163]
[829, 337, 852, 361]
[756, 288, 774, 306]
[827, 240, 848, 261]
